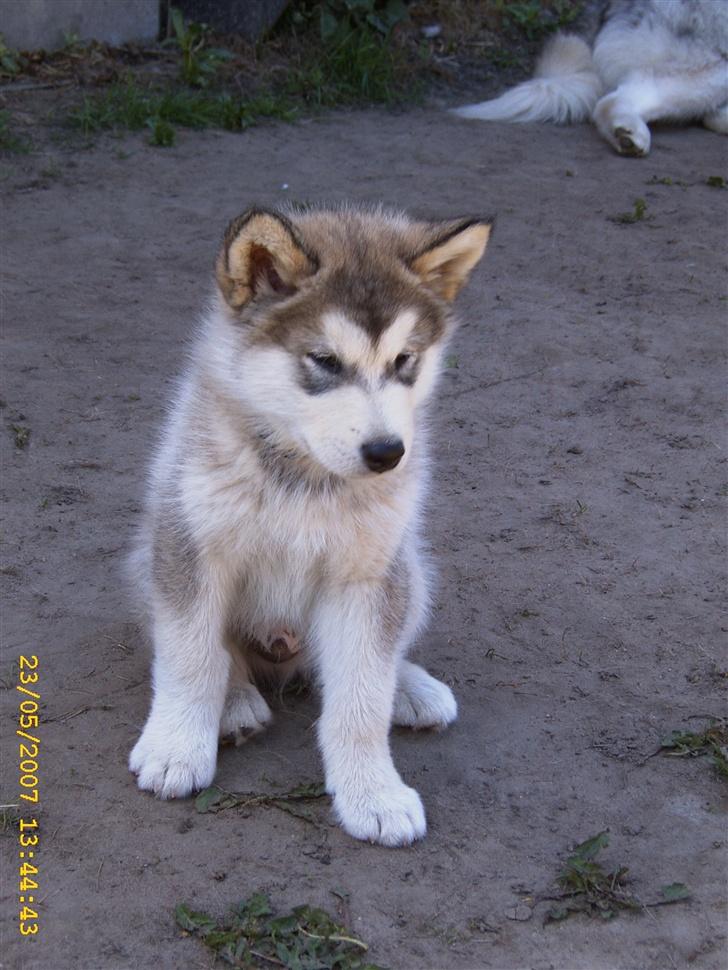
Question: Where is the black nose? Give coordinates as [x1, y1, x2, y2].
[361, 438, 405, 473]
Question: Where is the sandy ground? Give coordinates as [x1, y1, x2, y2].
[1, 106, 727, 970]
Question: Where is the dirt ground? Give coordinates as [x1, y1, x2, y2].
[1, 102, 727, 970]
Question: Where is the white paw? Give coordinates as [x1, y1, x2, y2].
[612, 121, 650, 156]
[129, 714, 217, 799]
[593, 95, 651, 156]
[219, 683, 272, 742]
[334, 779, 426, 847]
[392, 665, 458, 729]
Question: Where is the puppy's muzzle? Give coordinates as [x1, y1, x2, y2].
[361, 438, 405, 473]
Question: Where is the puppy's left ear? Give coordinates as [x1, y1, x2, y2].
[410, 218, 493, 302]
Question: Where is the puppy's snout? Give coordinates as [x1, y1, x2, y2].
[361, 437, 405, 473]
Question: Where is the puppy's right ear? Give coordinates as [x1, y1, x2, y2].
[216, 208, 317, 310]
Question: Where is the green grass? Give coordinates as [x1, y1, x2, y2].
[176, 892, 382, 969]
[496, 0, 581, 41]
[71, 79, 299, 138]
[288, 21, 416, 107]
[68, 0, 418, 144]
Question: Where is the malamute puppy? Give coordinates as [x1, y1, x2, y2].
[128, 204, 491, 845]
[453, 0, 728, 156]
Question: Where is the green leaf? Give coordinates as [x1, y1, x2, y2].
[570, 830, 609, 862]
[241, 891, 273, 920]
[170, 7, 186, 42]
[661, 882, 691, 902]
[195, 785, 229, 812]
[320, 10, 339, 41]
[175, 903, 217, 935]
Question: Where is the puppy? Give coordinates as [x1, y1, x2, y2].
[129, 203, 491, 845]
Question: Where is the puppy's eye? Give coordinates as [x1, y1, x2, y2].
[307, 353, 342, 375]
[395, 353, 415, 372]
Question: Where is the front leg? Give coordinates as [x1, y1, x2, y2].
[129, 567, 232, 799]
[312, 580, 426, 846]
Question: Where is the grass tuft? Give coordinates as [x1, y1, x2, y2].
[610, 197, 648, 224]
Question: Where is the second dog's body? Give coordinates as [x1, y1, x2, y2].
[454, 0, 728, 156]
[129, 204, 491, 845]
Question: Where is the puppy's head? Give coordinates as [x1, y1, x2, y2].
[215, 204, 492, 479]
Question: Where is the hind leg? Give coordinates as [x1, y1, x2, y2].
[593, 85, 652, 156]
[219, 641, 272, 743]
[219, 682, 272, 743]
[593, 63, 728, 156]
[389, 547, 457, 730]
[393, 659, 457, 729]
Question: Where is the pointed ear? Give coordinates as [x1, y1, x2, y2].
[216, 208, 317, 310]
[410, 218, 493, 302]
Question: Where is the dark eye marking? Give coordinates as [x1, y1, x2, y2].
[300, 352, 349, 395]
[307, 352, 343, 376]
[391, 352, 419, 386]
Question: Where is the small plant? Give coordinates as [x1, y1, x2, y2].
[316, 0, 409, 42]
[610, 197, 648, 224]
[148, 118, 176, 147]
[11, 424, 31, 448]
[0, 33, 20, 75]
[285, 0, 413, 105]
[660, 719, 728, 780]
[166, 7, 231, 87]
[496, 0, 580, 41]
[706, 175, 726, 189]
[545, 831, 691, 924]
[176, 892, 382, 969]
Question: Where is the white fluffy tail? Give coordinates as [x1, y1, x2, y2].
[452, 34, 602, 124]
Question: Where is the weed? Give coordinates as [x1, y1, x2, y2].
[706, 175, 726, 189]
[165, 6, 232, 87]
[660, 719, 728, 781]
[148, 118, 176, 147]
[61, 30, 84, 52]
[283, 0, 414, 105]
[0, 33, 21, 76]
[496, 0, 580, 41]
[71, 79, 298, 140]
[0, 110, 30, 154]
[176, 891, 382, 969]
[291, 29, 410, 105]
[195, 781, 327, 823]
[11, 424, 31, 449]
[610, 197, 648, 224]
[545, 831, 691, 924]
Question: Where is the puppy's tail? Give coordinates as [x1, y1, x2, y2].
[452, 34, 601, 124]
